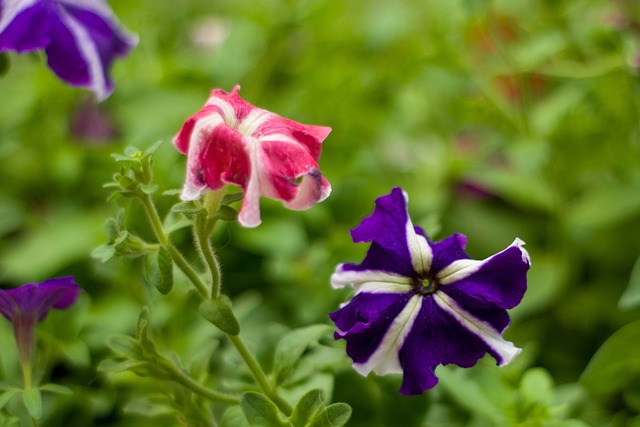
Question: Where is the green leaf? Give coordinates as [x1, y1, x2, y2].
[581, 319, 640, 396]
[566, 184, 640, 231]
[97, 358, 149, 374]
[309, 403, 352, 427]
[104, 217, 119, 241]
[520, 368, 554, 407]
[0, 389, 20, 410]
[91, 243, 116, 263]
[123, 395, 176, 418]
[145, 248, 174, 295]
[216, 205, 238, 221]
[222, 406, 251, 427]
[199, 296, 241, 336]
[170, 201, 202, 215]
[39, 384, 73, 395]
[273, 325, 331, 385]
[106, 335, 140, 358]
[139, 184, 159, 195]
[222, 192, 244, 205]
[289, 389, 324, 427]
[21, 387, 42, 420]
[240, 392, 291, 427]
[619, 255, 640, 310]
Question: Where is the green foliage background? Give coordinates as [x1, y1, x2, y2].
[1, 0, 640, 425]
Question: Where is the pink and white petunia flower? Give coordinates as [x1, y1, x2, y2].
[173, 85, 332, 227]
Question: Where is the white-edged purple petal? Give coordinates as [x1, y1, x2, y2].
[330, 292, 414, 371]
[0, 0, 138, 100]
[396, 294, 518, 395]
[438, 238, 530, 309]
[345, 187, 430, 277]
[433, 292, 520, 365]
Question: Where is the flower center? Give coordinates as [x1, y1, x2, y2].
[412, 274, 439, 295]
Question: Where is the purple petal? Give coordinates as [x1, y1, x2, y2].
[0, 276, 80, 323]
[47, 2, 137, 100]
[330, 292, 413, 366]
[439, 239, 530, 310]
[346, 187, 419, 277]
[0, 0, 50, 52]
[428, 233, 470, 274]
[397, 293, 519, 395]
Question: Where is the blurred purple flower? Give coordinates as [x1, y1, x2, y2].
[330, 188, 530, 395]
[0, 277, 80, 373]
[0, 0, 138, 100]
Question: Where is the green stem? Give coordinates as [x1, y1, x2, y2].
[140, 194, 210, 299]
[227, 335, 293, 416]
[195, 222, 223, 298]
[161, 360, 240, 405]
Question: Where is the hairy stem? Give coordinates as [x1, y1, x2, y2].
[140, 194, 210, 299]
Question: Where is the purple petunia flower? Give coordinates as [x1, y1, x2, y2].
[0, 276, 80, 380]
[0, 0, 138, 100]
[330, 188, 530, 395]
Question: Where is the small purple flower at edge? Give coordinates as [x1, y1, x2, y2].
[0, 0, 138, 100]
[0, 277, 80, 383]
[329, 188, 530, 395]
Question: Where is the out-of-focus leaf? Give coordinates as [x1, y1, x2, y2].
[520, 367, 554, 407]
[581, 319, 640, 396]
[21, 387, 42, 420]
[566, 185, 640, 231]
[619, 254, 640, 310]
[0, 389, 20, 410]
[0, 197, 24, 237]
[222, 406, 251, 427]
[273, 325, 331, 386]
[123, 395, 176, 418]
[39, 384, 73, 395]
[0, 209, 104, 282]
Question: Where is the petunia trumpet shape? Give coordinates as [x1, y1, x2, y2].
[0, 277, 80, 386]
[173, 85, 332, 228]
[330, 188, 530, 395]
[0, 0, 138, 100]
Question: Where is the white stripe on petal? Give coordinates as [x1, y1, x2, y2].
[57, 7, 106, 99]
[0, 0, 40, 33]
[331, 265, 411, 290]
[206, 97, 237, 128]
[401, 189, 432, 274]
[353, 295, 422, 376]
[438, 238, 529, 285]
[237, 108, 271, 137]
[433, 291, 521, 365]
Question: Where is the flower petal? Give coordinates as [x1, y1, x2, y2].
[433, 291, 520, 365]
[330, 264, 413, 297]
[330, 292, 418, 375]
[173, 86, 331, 227]
[0, 276, 80, 322]
[396, 293, 519, 395]
[0, 0, 50, 52]
[0, 0, 137, 100]
[428, 233, 470, 274]
[438, 238, 530, 309]
[349, 187, 431, 277]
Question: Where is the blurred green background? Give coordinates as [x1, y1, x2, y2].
[1, 0, 640, 425]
